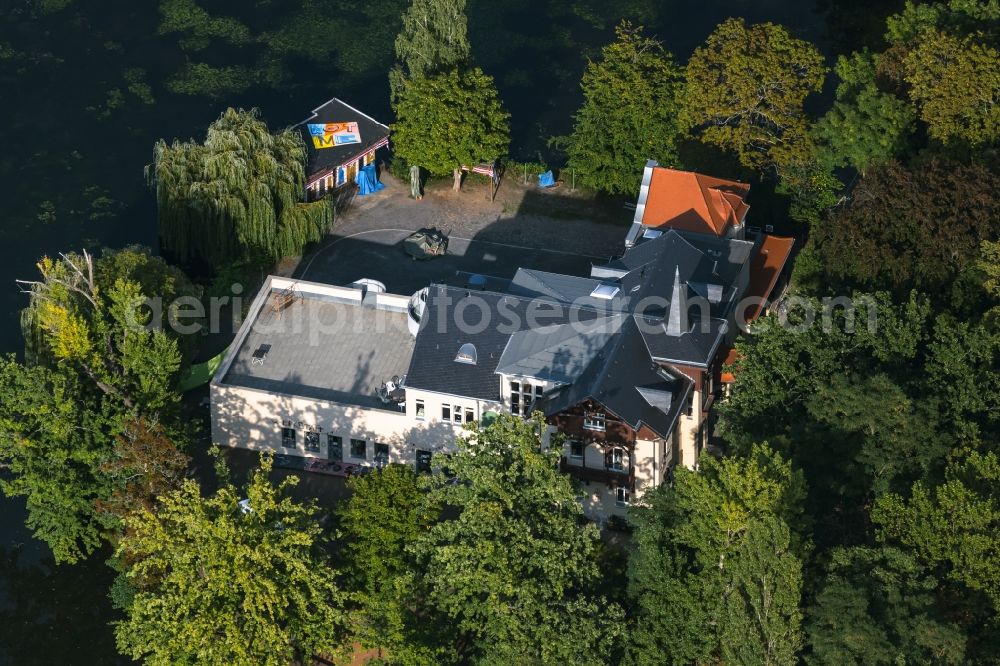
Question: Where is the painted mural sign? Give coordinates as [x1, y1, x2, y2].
[307, 122, 362, 149]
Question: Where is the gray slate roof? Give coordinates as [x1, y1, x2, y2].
[539, 317, 693, 438]
[495, 315, 625, 385]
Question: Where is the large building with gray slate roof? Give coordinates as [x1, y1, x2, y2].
[210, 163, 795, 521]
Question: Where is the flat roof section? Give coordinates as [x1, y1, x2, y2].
[222, 291, 415, 410]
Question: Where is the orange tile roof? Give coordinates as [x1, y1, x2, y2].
[641, 167, 750, 237]
[744, 235, 795, 323]
[721, 348, 740, 384]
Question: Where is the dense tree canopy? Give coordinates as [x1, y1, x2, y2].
[0, 249, 191, 562]
[563, 22, 684, 195]
[814, 50, 916, 172]
[114, 454, 347, 665]
[392, 68, 510, 190]
[628, 445, 807, 665]
[815, 159, 1000, 294]
[150, 108, 332, 266]
[681, 18, 826, 173]
[412, 414, 622, 664]
[394, 0, 470, 79]
[874, 451, 1000, 612]
[805, 546, 967, 665]
[904, 28, 1000, 146]
[337, 464, 446, 664]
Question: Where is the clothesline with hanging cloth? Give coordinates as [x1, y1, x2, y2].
[461, 160, 503, 201]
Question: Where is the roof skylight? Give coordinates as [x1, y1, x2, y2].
[590, 283, 620, 300]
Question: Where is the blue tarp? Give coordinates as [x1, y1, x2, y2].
[355, 163, 385, 196]
[538, 170, 556, 188]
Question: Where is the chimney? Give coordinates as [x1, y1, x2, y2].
[665, 266, 688, 336]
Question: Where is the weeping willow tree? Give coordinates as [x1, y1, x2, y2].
[148, 108, 331, 265]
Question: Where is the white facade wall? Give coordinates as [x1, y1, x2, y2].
[211, 383, 459, 466]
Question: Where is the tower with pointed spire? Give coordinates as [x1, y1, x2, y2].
[665, 266, 688, 336]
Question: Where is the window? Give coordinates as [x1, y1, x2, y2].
[568, 440, 584, 459]
[327, 435, 343, 461]
[584, 411, 606, 431]
[281, 427, 297, 449]
[415, 399, 426, 419]
[416, 449, 432, 473]
[304, 431, 320, 453]
[453, 406, 462, 423]
[510, 380, 541, 417]
[454, 343, 477, 365]
[465, 408, 474, 423]
[609, 448, 626, 472]
[685, 394, 694, 418]
[374, 443, 390, 467]
[442, 405, 451, 421]
[350, 438, 367, 459]
[616, 486, 630, 506]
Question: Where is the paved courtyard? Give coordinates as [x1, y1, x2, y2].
[292, 172, 631, 295]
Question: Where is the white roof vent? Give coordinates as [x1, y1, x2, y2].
[590, 283, 620, 300]
[455, 343, 477, 365]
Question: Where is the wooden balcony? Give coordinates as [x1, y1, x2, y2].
[559, 457, 634, 490]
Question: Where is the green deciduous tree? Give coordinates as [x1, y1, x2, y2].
[0, 249, 190, 562]
[563, 21, 684, 195]
[412, 414, 622, 664]
[628, 445, 807, 665]
[805, 546, 967, 665]
[0, 358, 109, 563]
[394, 0, 470, 79]
[905, 28, 1000, 146]
[681, 18, 827, 174]
[114, 453, 347, 665]
[873, 451, 1000, 611]
[718, 292, 968, 544]
[392, 68, 510, 191]
[814, 50, 916, 172]
[337, 464, 446, 664]
[149, 107, 331, 265]
[816, 159, 1000, 294]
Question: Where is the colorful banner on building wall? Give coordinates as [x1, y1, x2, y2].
[307, 122, 362, 149]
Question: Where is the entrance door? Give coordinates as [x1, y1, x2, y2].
[327, 435, 343, 461]
[415, 449, 432, 473]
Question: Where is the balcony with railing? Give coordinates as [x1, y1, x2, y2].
[559, 457, 634, 490]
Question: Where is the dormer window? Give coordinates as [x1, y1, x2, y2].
[454, 343, 477, 365]
[583, 411, 606, 431]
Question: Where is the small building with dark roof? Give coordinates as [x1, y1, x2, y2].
[295, 97, 390, 200]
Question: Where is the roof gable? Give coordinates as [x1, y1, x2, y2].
[640, 166, 750, 236]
